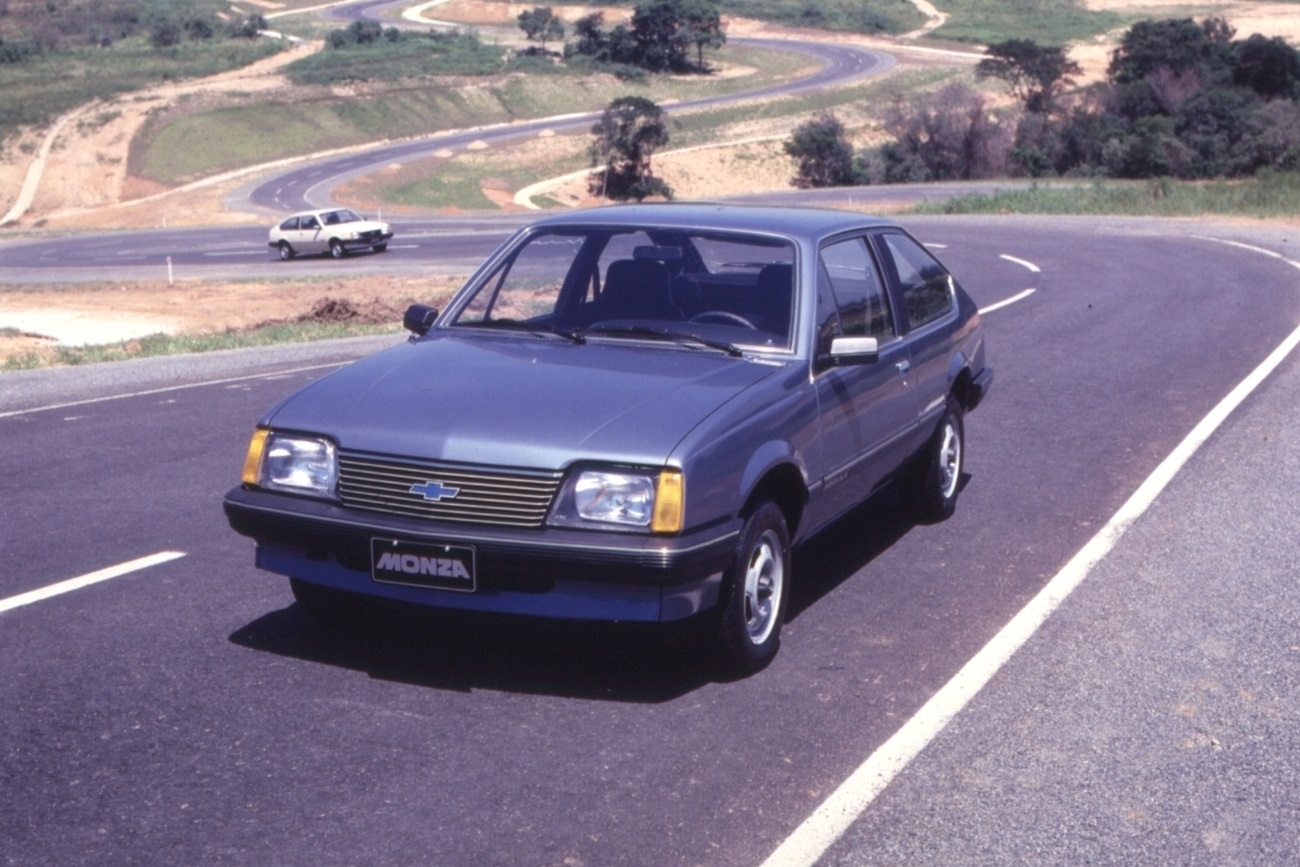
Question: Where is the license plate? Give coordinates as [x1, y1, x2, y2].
[370, 538, 476, 593]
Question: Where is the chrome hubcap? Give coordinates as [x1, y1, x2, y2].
[743, 530, 784, 646]
[937, 420, 961, 500]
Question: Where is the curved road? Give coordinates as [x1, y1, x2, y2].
[242, 37, 892, 214]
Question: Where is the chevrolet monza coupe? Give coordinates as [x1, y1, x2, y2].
[268, 207, 393, 260]
[225, 203, 992, 675]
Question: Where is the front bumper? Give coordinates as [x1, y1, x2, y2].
[342, 230, 393, 249]
[224, 487, 740, 623]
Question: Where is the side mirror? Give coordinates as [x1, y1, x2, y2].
[825, 335, 879, 366]
[403, 304, 439, 337]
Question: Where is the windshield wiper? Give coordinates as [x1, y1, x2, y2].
[581, 324, 743, 357]
[461, 319, 586, 344]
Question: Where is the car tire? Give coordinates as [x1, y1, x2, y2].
[909, 395, 965, 523]
[713, 501, 790, 677]
[372, 243, 388, 253]
[277, 241, 295, 260]
[329, 239, 345, 259]
[290, 578, 368, 628]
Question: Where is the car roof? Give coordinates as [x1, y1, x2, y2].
[524, 202, 899, 241]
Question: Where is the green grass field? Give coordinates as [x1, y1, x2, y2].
[915, 173, 1300, 219]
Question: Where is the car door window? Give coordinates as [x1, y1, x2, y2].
[818, 237, 894, 340]
[880, 233, 954, 330]
[301, 216, 320, 231]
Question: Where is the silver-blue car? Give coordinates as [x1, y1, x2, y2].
[225, 203, 992, 675]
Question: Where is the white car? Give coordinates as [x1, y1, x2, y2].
[268, 208, 393, 259]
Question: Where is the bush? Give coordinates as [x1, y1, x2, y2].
[867, 83, 1013, 182]
[785, 113, 859, 187]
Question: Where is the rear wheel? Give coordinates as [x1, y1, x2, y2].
[276, 241, 294, 260]
[713, 502, 790, 677]
[909, 395, 965, 523]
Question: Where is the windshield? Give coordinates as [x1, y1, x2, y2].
[323, 209, 362, 225]
[447, 226, 797, 351]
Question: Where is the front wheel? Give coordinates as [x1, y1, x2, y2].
[372, 243, 388, 253]
[713, 502, 791, 677]
[909, 396, 965, 523]
[329, 239, 345, 259]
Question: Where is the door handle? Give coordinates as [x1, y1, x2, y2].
[896, 360, 911, 378]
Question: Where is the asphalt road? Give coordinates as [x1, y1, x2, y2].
[3, 216, 1298, 865]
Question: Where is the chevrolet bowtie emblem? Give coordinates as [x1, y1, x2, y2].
[409, 480, 461, 501]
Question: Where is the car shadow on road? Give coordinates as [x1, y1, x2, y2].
[786, 475, 966, 622]
[228, 474, 969, 701]
[229, 602, 714, 704]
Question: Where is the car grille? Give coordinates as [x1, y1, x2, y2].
[338, 454, 563, 528]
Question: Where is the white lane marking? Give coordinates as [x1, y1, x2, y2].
[0, 361, 349, 420]
[979, 288, 1036, 314]
[0, 551, 187, 614]
[762, 243, 1300, 867]
[1000, 254, 1041, 273]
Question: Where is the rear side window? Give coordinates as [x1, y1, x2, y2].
[880, 233, 954, 330]
[279, 217, 299, 231]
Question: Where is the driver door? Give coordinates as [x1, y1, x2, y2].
[811, 235, 921, 523]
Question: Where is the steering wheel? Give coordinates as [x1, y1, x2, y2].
[689, 310, 758, 329]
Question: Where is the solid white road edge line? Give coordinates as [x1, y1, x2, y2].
[0, 551, 187, 614]
[761, 242, 1300, 867]
[0, 362, 349, 420]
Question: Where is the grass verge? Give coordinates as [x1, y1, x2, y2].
[912, 173, 1300, 219]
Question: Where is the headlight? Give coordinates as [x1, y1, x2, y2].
[550, 468, 684, 533]
[577, 471, 654, 525]
[242, 429, 337, 496]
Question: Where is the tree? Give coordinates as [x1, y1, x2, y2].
[868, 83, 1011, 183]
[589, 96, 673, 201]
[784, 113, 858, 188]
[1108, 17, 1235, 86]
[630, 0, 689, 72]
[517, 7, 565, 52]
[1233, 34, 1300, 98]
[676, 0, 725, 69]
[976, 39, 1082, 115]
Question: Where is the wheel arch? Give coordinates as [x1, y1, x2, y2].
[946, 354, 977, 414]
[739, 460, 807, 540]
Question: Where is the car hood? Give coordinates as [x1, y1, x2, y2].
[341, 220, 389, 232]
[264, 333, 783, 468]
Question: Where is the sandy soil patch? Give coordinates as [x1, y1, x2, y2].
[0, 274, 461, 367]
